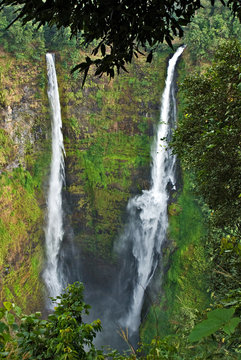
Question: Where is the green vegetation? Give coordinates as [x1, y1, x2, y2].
[73, 131, 150, 258]
[0, 141, 50, 310]
[0, 283, 104, 359]
[0, 6, 81, 67]
[0, 130, 14, 167]
[0, 168, 44, 311]
[188, 308, 240, 342]
[172, 40, 241, 228]
[1, 0, 240, 82]
[0, 282, 240, 359]
[0, 48, 51, 312]
[184, 0, 241, 64]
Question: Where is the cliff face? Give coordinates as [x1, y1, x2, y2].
[0, 51, 49, 311]
[0, 47, 170, 311]
[61, 52, 169, 263]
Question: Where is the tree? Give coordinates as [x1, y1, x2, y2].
[0, 0, 240, 83]
[184, 0, 241, 63]
[1, 282, 240, 359]
[0, 282, 103, 359]
[171, 39, 241, 229]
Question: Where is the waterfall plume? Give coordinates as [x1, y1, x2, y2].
[43, 53, 65, 303]
[118, 45, 186, 335]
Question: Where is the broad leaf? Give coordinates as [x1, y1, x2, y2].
[6, 313, 15, 325]
[0, 321, 9, 333]
[14, 306, 22, 317]
[189, 308, 239, 342]
[207, 308, 235, 323]
[188, 319, 221, 342]
[0, 309, 5, 320]
[3, 302, 12, 311]
[223, 317, 240, 335]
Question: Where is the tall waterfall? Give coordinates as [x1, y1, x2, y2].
[43, 53, 65, 301]
[119, 46, 185, 334]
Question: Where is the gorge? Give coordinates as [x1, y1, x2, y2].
[40, 46, 185, 349]
[1, 6, 240, 356]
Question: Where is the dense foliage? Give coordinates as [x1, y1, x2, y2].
[172, 40, 241, 229]
[0, 282, 240, 359]
[167, 39, 241, 357]
[0, 0, 241, 82]
[184, 0, 241, 62]
[0, 6, 80, 63]
[0, 283, 104, 359]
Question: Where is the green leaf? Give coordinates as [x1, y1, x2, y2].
[6, 312, 15, 325]
[3, 302, 12, 311]
[56, 342, 64, 353]
[14, 306, 22, 317]
[11, 322, 19, 331]
[38, 328, 46, 335]
[188, 319, 221, 342]
[223, 317, 240, 335]
[0, 321, 9, 333]
[0, 309, 5, 320]
[207, 308, 235, 323]
[189, 308, 239, 342]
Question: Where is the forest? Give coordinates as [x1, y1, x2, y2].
[0, 1, 241, 359]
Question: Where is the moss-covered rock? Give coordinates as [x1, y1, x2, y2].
[0, 50, 50, 312]
[60, 49, 171, 261]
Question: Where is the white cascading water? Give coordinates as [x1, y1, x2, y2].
[43, 53, 65, 301]
[120, 46, 185, 334]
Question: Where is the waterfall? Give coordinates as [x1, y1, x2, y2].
[119, 46, 185, 334]
[43, 53, 65, 302]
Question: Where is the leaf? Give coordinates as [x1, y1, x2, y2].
[165, 35, 173, 49]
[223, 317, 240, 335]
[189, 308, 239, 342]
[0, 309, 5, 320]
[3, 302, 12, 311]
[82, 67, 89, 87]
[207, 308, 235, 323]
[71, 62, 87, 74]
[11, 323, 19, 331]
[146, 51, 153, 63]
[56, 342, 64, 353]
[14, 306, 22, 317]
[38, 328, 46, 335]
[6, 312, 15, 325]
[120, 64, 128, 73]
[206, 144, 215, 149]
[188, 319, 221, 342]
[0, 321, 9, 333]
[101, 44, 106, 57]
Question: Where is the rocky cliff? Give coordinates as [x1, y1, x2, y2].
[0, 47, 171, 311]
[0, 51, 49, 311]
